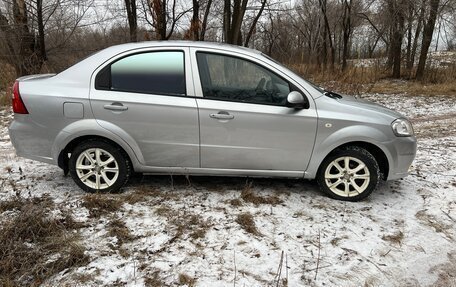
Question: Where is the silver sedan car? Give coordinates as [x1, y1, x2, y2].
[8, 41, 416, 201]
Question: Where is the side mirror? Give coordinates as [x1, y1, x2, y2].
[286, 91, 309, 109]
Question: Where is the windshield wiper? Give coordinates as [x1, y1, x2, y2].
[324, 90, 343, 99]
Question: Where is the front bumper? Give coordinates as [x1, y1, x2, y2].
[385, 135, 417, 180]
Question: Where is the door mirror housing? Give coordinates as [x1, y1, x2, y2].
[286, 91, 309, 109]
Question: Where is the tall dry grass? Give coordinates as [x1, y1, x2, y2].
[0, 63, 16, 107]
[0, 196, 89, 286]
[288, 62, 456, 96]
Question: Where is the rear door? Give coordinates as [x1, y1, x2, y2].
[191, 49, 318, 173]
[90, 47, 199, 167]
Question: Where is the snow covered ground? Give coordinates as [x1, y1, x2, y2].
[0, 94, 455, 287]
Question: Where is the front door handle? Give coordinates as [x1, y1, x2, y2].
[104, 102, 128, 111]
[209, 112, 234, 120]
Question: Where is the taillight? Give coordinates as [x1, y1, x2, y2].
[12, 81, 28, 114]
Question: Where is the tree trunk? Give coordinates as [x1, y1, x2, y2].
[37, 0, 46, 63]
[200, 0, 212, 40]
[409, 0, 426, 70]
[388, 0, 406, 78]
[244, 0, 267, 47]
[125, 0, 137, 42]
[189, 0, 200, 40]
[405, 1, 413, 74]
[319, 0, 335, 70]
[223, 0, 232, 42]
[150, 0, 167, 39]
[231, 0, 248, 45]
[223, 0, 249, 45]
[341, 0, 352, 71]
[14, 0, 41, 75]
[416, 0, 440, 80]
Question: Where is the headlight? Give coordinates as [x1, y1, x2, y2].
[391, 118, 414, 137]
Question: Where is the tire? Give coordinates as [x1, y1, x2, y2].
[317, 146, 380, 202]
[69, 139, 131, 193]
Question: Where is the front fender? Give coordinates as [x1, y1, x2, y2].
[305, 125, 393, 179]
[51, 119, 145, 167]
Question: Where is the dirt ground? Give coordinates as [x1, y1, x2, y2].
[0, 93, 455, 287]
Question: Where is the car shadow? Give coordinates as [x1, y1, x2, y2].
[127, 173, 323, 198]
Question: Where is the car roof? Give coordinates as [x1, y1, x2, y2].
[102, 40, 262, 56]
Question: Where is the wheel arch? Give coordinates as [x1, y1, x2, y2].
[58, 135, 136, 174]
[316, 141, 389, 180]
[53, 120, 145, 174]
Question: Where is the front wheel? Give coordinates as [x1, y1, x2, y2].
[69, 140, 131, 193]
[317, 146, 380, 201]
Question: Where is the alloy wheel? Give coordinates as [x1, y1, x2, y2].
[324, 156, 370, 197]
[75, 148, 119, 190]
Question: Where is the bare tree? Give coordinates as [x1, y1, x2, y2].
[0, 0, 44, 75]
[244, 0, 267, 47]
[223, 0, 248, 44]
[386, 0, 406, 78]
[146, 0, 191, 40]
[318, 0, 335, 70]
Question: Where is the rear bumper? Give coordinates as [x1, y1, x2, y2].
[8, 117, 55, 165]
[385, 136, 417, 180]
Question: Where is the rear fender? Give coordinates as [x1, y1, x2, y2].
[51, 119, 145, 168]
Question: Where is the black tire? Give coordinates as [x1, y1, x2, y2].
[69, 139, 131, 193]
[317, 146, 380, 202]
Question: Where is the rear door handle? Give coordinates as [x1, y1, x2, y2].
[104, 102, 128, 111]
[209, 112, 234, 120]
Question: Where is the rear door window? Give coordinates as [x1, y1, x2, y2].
[96, 51, 186, 96]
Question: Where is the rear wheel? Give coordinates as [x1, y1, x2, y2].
[317, 146, 380, 201]
[69, 140, 131, 193]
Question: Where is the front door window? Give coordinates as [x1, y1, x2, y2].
[196, 52, 291, 106]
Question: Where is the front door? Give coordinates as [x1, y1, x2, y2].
[193, 50, 317, 172]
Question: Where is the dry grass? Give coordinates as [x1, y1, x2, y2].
[240, 182, 282, 205]
[429, 251, 456, 287]
[81, 194, 123, 218]
[155, 205, 173, 216]
[186, 214, 210, 240]
[178, 273, 196, 286]
[415, 210, 453, 239]
[144, 270, 166, 287]
[289, 63, 456, 96]
[155, 206, 211, 242]
[367, 79, 456, 97]
[0, 63, 15, 107]
[229, 198, 243, 206]
[0, 196, 25, 212]
[236, 212, 260, 236]
[381, 231, 404, 245]
[122, 185, 162, 205]
[108, 218, 135, 246]
[0, 196, 89, 286]
[0, 91, 9, 107]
